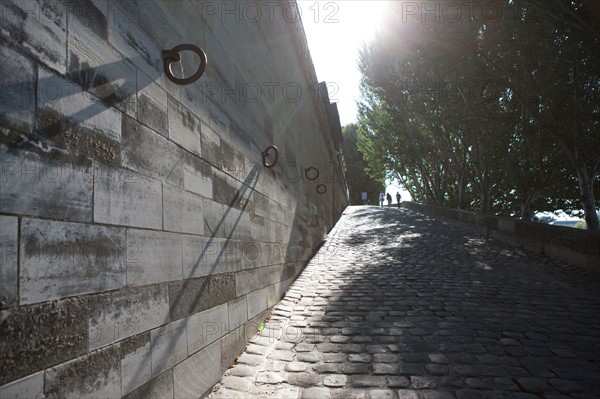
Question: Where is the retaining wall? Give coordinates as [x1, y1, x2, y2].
[400, 202, 600, 273]
[0, 1, 348, 397]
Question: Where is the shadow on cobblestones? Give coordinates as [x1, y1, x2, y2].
[209, 206, 600, 399]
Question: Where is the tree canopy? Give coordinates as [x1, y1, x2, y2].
[357, 0, 600, 229]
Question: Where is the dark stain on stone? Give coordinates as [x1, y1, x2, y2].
[168, 277, 210, 321]
[70, 0, 107, 39]
[44, 344, 119, 398]
[36, 108, 120, 166]
[209, 273, 235, 308]
[138, 94, 167, 136]
[120, 331, 151, 357]
[0, 297, 88, 385]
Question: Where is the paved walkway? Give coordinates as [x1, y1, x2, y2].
[208, 206, 600, 399]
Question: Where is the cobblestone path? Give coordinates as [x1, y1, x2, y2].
[208, 206, 600, 399]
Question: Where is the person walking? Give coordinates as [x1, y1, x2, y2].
[379, 192, 385, 207]
[396, 192, 401, 205]
[386, 193, 392, 207]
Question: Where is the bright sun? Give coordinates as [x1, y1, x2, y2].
[298, 1, 389, 124]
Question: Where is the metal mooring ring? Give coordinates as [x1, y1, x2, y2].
[162, 44, 207, 85]
[317, 184, 327, 194]
[305, 166, 319, 181]
[262, 145, 279, 168]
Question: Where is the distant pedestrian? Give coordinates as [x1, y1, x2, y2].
[386, 193, 392, 207]
[396, 192, 401, 205]
[379, 192, 385, 207]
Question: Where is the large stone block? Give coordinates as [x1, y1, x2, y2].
[67, 2, 136, 117]
[183, 152, 213, 198]
[201, 122, 222, 168]
[0, 45, 36, 132]
[44, 345, 121, 398]
[168, 96, 201, 156]
[163, 185, 204, 235]
[123, 370, 173, 399]
[228, 296, 248, 331]
[235, 264, 284, 296]
[121, 114, 184, 186]
[202, 198, 226, 238]
[0, 0, 67, 73]
[0, 215, 18, 308]
[150, 318, 188, 377]
[209, 273, 236, 307]
[187, 303, 229, 354]
[137, 81, 168, 136]
[247, 287, 268, 319]
[37, 67, 122, 165]
[88, 285, 169, 350]
[0, 370, 44, 399]
[94, 164, 162, 229]
[120, 332, 152, 396]
[182, 236, 242, 278]
[0, 147, 94, 222]
[20, 218, 126, 304]
[168, 277, 210, 321]
[173, 340, 222, 398]
[0, 297, 88, 386]
[126, 229, 183, 286]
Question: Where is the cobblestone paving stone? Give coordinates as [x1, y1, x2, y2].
[208, 206, 600, 399]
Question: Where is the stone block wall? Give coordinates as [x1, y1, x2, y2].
[0, 1, 348, 397]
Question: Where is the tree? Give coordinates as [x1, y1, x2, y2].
[341, 124, 385, 205]
[357, 0, 599, 229]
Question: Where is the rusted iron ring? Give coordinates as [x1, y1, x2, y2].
[305, 166, 319, 181]
[317, 184, 327, 194]
[162, 44, 207, 85]
[262, 145, 279, 168]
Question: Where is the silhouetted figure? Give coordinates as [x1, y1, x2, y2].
[396, 192, 401, 205]
[386, 193, 392, 207]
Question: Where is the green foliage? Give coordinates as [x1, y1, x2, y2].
[357, 0, 600, 228]
[574, 220, 587, 229]
[342, 123, 385, 205]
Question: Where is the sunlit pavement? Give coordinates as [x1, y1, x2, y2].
[208, 206, 600, 399]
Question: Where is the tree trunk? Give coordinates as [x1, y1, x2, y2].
[576, 166, 599, 230]
[480, 190, 490, 214]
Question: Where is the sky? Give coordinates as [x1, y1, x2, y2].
[298, 1, 411, 200]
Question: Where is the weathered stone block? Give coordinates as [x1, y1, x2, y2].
[0, 147, 94, 222]
[247, 287, 268, 319]
[0, 370, 44, 399]
[182, 236, 242, 278]
[173, 341, 222, 398]
[150, 318, 188, 377]
[37, 67, 122, 165]
[88, 285, 169, 350]
[0, 297, 87, 385]
[0, 45, 36, 132]
[126, 229, 182, 286]
[123, 370, 173, 399]
[137, 81, 168, 136]
[168, 96, 201, 156]
[201, 122, 222, 167]
[183, 154, 213, 198]
[235, 264, 284, 296]
[44, 345, 121, 398]
[163, 185, 204, 235]
[168, 277, 210, 321]
[209, 272, 236, 307]
[228, 296, 248, 331]
[121, 114, 183, 186]
[20, 218, 126, 304]
[220, 325, 247, 373]
[67, 5, 136, 117]
[0, 0, 67, 73]
[187, 303, 228, 354]
[0, 215, 18, 308]
[94, 164, 162, 229]
[202, 198, 226, 237]
[120, 332, 152, 396]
